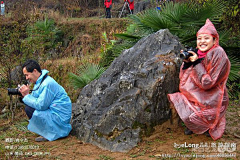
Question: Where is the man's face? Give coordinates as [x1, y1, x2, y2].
[23, 67, 39, 84]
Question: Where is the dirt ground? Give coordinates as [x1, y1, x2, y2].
[1, 101, 239, 160]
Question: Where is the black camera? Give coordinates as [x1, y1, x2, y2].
[180, 47, 198, 60]
[7, 86, 22, 96]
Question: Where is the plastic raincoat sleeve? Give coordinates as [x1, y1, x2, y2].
[23, 85, 55, 111]
[190, 48, 229, 90]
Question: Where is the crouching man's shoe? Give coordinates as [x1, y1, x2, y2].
[35, 136, 48, 142]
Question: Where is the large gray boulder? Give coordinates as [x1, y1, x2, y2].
[134, 0, 151, 14]
[71, 29, 183, 152]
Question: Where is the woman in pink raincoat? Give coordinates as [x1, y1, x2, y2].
[168, 19, 231, 140]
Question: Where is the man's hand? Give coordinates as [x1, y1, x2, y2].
[19, 84, 30, 97]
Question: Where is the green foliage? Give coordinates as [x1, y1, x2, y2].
[14, 120, 29, 132]
[104, 0, 229, 64]
[99, 40, 135, 68]
[228, 56, 240, 82]
[227, 55, 240, 98]
[221, 0, 240, 35]
[0, 22, 28, 88]
[99, 31, 138, 68]
[99, 32, 117, 67]
[118, 0, 226, 44]
[68, 63, 106, 89]
[22, 17, 64, 59]
[97, 155, 115, 160]
[111, 0, 240, 97]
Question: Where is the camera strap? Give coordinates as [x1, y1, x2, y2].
[30, 74, 48, 92]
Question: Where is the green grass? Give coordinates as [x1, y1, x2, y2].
[155, 139, 167, 144]
[67, 17, 101, 21]
[97, 154, 115, 160]
[0, 113, 48, 159]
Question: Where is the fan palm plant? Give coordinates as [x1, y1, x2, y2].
[108, 0, 239, 97]
[68, 63, 106, 89]
[110, 0, 229, 56]
[117, 0, 226, 44]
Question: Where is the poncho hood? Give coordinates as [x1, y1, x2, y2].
[197, 19, 219, 47]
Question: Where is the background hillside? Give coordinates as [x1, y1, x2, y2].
[0, 0, 239, 105]
[3, 0, 152, 18]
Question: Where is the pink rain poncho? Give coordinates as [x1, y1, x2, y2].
[168, 19, 231, 140]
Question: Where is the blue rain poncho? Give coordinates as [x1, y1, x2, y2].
[23, 70, 72, 141]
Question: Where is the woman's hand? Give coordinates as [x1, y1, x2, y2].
[188, 51, 198, 62]
[181, 50, 198, 63]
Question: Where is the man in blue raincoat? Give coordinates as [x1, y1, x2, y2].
[19, 59, 72, 142]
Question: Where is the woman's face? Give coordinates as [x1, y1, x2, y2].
[197, 34, 216, 52]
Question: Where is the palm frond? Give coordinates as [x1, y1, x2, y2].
[68, 72, 87, 89]
[161, 1, 186, 25]
[69, 63, 106, 89]
[114, 33, 141, 41]
[218, 30, 231, 47]
[136, 9, 174, 32]
[183, 0, 225, 24]
[227, 55, 240, 98]
[228, 55, 240, 82]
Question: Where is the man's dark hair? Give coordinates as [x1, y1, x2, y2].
[22, 59, 42, 73]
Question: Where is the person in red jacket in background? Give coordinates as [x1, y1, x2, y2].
[104, 0, 112, 18]
[127, 0, 134, 14]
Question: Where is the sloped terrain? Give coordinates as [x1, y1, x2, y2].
[0, 100, 239, 159]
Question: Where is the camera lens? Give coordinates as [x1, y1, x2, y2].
[180, 51, 190, 59]
[7, 87, 22, 96]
